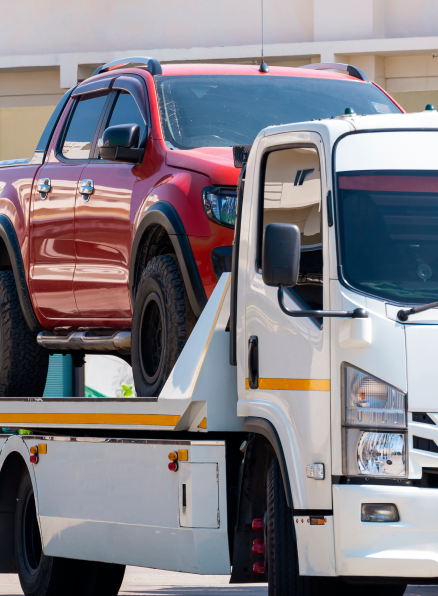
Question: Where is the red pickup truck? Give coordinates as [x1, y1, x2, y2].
[0, 57, 402, 397]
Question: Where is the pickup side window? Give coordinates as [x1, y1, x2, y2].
[260, 146, 323, 310]
[105, 91, 146, 147]
[60, 91, 108, 160]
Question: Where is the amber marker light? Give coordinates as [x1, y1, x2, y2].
[168, 452, 178, 462]
[30, 446, 37, 455]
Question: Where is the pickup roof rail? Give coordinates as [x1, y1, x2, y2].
[299, 62, 370, 82]
[92, 56, 163, 77]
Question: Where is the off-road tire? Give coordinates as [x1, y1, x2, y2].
[266, 458, 406, 596]
[15, 472, 125, 596]
[0, 270, 49, 396]
[132, 255, 186, 397]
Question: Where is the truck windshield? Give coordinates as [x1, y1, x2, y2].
[337, 171, 438, 304]
[155, 75, 400, 149]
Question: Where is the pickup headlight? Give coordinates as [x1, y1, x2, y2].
[342, 364, 407, 477]
[202, 186, 237, 228]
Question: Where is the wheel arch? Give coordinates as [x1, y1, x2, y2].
[0, 215, 41, 333]
[130, 202, 207, 318]
[0, 438, 38, 572]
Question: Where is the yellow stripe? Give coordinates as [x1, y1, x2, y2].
[0, 414, 181, 426]
[189, 275, 231, 398]
[246, 378, 330, 391]
[198, 417, 207, 429]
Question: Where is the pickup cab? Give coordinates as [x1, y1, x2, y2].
[0, 57, 402, 396]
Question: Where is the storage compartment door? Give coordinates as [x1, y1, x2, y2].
[179, 463, 219, 528]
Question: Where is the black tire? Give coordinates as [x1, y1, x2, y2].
[266, 458, 406, 596]
[132, 255, 187, 397]
[15, 473, 126, 596]
[0, 270, 49, 396]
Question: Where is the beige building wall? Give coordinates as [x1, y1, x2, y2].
[3, 0, 438, 159]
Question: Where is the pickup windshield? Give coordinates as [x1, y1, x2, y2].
[155, 75, 400, 149]
[337, 171, 438, 304]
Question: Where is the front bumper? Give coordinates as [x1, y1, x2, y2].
[333, 484, 438, 579]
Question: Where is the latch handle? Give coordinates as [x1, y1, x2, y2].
[248, 336, 259, 390]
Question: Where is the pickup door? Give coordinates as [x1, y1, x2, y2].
[73, 76, 148, 319]
[30, 87, 110, 320]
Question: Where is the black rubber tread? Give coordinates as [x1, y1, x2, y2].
[15, 473, 126, 596]
[0, 270, 49, 396]
[266, 458, 407, 596]
[132, 255, 186, 397]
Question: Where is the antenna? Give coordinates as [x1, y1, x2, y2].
[259, 0, 269, 73]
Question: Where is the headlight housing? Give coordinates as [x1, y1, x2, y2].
[202, 186, 237, 228]
[342, 364, 407, 478]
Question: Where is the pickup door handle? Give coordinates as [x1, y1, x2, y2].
[37, 178, 51, 200]
[79, 179, 94, 202]
[248, 336, 259, 389]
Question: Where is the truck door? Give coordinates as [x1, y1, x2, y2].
[73, 77, 148, 318]
[30, 88, 111, 320]
[242, 137, 332, 510]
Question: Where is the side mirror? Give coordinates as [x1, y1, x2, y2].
[99, 124, 145, 164]
[262, 223, 300, 287]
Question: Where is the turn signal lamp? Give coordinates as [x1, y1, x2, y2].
[168, 452, 178, 462]
[30, 446, 37, 455]
[361, 503, 399, 523]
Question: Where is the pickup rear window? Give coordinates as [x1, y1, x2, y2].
[156, 74, 401, 149]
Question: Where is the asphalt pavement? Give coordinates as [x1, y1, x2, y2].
[0, 567, 437, 596]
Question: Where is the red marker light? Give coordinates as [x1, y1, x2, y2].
[253, 561, 265, 575]
[252, 537, 265, 554]
[168, 462, 178, 472]
[30, 455, 38, 464]
[252, 518, 264, 531]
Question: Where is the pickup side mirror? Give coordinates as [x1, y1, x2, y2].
[99, 124, 145, 164]
[262, 223, 301, 287]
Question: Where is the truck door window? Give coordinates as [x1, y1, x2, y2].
[105, 91, 146, 147]
[261, 146, 323, 310]
[60, 91, 108, 160]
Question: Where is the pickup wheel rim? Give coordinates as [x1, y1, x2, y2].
[139, 292, 165, 384]
[22, 488, 42, 575]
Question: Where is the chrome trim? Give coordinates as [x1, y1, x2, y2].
[23, 435, 225, 446]
[92, 56, 163, 77]
[298, 62, 371, 83]
[37, 178, 51, 200]
[79, 178, 94, 202]
[37, 330, 131, 354]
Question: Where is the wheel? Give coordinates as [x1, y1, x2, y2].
[15, 473, 126, 596]
[132, 255, 187, 397]
[265, 458, 406, 596]
[0, 270, 49, 396]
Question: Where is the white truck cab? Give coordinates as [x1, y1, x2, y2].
[233, 109, 438, 586]
[1, 110, 438, 596]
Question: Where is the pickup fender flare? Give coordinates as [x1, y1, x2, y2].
[243, 416, 293, 508]
[130, 202, 207, 319]
[0, 215, 41, 333]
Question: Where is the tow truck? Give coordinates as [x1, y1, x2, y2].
[2, 108, 438, 596]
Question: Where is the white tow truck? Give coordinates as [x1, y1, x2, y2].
[2, 109, 438, 596]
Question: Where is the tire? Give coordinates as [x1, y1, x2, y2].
[15, 473, 126, 596]
[0, 270, 49, 396]
[132, 255, 187, 397]
[265, 458, 406, 596]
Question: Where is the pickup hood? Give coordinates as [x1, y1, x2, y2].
[166, 147, 240, 186]
[406, 325, 438, 412]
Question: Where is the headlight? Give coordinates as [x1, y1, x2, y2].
[202, 186, 237, 228]
[342, 364, 407, 477]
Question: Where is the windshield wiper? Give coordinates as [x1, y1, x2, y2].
[398, 300, 438, 322]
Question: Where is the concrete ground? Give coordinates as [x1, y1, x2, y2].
[0, 567, 436, 595]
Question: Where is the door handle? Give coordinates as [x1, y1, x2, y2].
[37, 178, 51, 200]
[248, 336, 259, 389]
[79, 179, 94, 202]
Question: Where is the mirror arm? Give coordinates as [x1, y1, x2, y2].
[277, 286, 368, 319]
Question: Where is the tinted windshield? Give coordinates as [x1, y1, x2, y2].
[155, 75, 400, 149]
[337, 171, 438, 304]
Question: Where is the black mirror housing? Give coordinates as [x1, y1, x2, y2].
[99, 123, 145, 164]
[262, 223, 301, 287]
